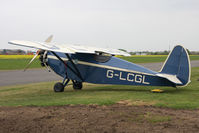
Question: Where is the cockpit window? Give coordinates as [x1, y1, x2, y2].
[94, 52, 112, 63]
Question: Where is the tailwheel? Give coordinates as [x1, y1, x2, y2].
[72, 80, 83, 90]
[54, 82, 64, 92]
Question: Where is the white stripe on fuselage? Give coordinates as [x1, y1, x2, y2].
[47, 55, 156, 76]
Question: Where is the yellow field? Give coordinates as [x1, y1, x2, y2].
[0, 55, 38, 59]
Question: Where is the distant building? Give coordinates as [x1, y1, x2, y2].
[0, 49, 26, 55]
[135, 52, 147, 55]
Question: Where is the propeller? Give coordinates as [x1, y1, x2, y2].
[23, 35, 53, 71]
[45, 35, 53, 43]
[24, 50, 40, 71]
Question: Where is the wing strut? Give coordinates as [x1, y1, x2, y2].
[50, 51, 83, 81]
[65, 53, 83, 81]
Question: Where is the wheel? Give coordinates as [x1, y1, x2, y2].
[54, 82, 64, 92]
[73, 80, 83, 90]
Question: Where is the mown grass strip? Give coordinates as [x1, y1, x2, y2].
[0, 59, 41, 70]
[0, 67, 199, 109]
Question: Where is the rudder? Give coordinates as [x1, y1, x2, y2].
[160, 45, 191, 86]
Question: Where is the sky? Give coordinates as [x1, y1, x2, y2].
[0, 0, 199, 51]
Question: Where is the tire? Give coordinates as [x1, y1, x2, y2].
[73, 81, 83, 90]
[54, 82, 64, 92]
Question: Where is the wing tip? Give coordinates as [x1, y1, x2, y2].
[8, 40, 17, 45]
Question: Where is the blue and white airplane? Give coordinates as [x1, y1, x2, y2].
[9, 36, 191, 92]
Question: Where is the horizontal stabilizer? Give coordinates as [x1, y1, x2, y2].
[156, 73, 182, 85]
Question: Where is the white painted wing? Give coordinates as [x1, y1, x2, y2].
[8, 40, 130, 56]
[68, 45, 130, 56]
[8, 40, 75, 54]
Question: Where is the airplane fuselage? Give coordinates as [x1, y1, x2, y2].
[47, 52, 175, 87]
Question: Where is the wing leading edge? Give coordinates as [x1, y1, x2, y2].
[8, 40, 130, 56]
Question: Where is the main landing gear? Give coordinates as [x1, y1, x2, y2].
[51, 52, 84, 92]
[54, 79, 83, 92]
[72, 80, 83, 90]
[54, 82, 64, 92]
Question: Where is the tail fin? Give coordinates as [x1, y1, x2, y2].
[159, 45, 191, 86]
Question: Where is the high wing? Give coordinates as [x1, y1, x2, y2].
[8, 40, 130, 56]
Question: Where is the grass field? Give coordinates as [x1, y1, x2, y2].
[120, 55, 199, 63]
[0, 67, 199, 109]
[0, 55, 199, 70]
[0, 55, 41, 70]
[0, 59, 41, 70]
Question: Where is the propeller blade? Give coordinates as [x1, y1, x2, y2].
[45, 35, 53, 43]
[24, 50, 40, 71]
[24, 35, 53, 71]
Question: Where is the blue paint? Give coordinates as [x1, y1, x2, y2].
[160, 45, 190, 86]
[47, 45, 190, 87]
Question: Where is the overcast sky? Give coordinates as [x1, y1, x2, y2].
[0, 0, 198, 51]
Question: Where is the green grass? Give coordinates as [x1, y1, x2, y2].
[0, 59, 41, 70]
[190, 55, 199, 60]
[0, 55, 199, 70]
[120, 55, 199, 63]
[0, 67, 199, 109]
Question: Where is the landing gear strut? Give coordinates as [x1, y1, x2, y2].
[72, 80, 83, 90]
[53, 80, 83, 92]
[51, 52, 84, 92]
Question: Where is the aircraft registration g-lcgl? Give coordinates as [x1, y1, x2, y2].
[8, 36, 191, 92]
